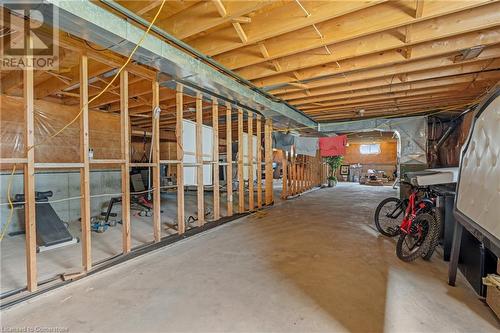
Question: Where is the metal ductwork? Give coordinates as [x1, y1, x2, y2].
[320, 116, 428, 165]
[4, 0, 317, 131]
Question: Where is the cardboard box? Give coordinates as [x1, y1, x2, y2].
[486, 284, 500, 319]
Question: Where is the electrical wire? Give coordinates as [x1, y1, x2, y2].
[2, 0, 167, 242]
[0, 166, 17, 241]
[84, 38, 126, 52]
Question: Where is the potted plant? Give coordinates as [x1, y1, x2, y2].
[325, 155, 344, 187]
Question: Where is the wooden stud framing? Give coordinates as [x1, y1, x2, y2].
[152, 79, 161, 241]
[281, 151, 288, 199]
[264, 118, 273, 205]
[196, 92, 205, 225]
[24, 35, 37, 291]
[290, 155, 295, 196]
[256, 116, 263, 208]
[80, 54, 91, 271]
[225, 102, 233, 216]
[212, 98, 220, 220]
[176, 84, 185, 234]
[120, 70, 131, 253]
[237, 108, 245, 213]
[247, 112, 254, 211]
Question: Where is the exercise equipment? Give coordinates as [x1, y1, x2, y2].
[13, 191, 79, 252]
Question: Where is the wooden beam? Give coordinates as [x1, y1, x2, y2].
[176, 84, 185, 234]
[1, 71, 22, 94]
[259, 43, 270, 59]
[196, 92, 205, 225]
[212, 0, 227, 17]
[247, 112, 254, 211]
[152, 79, 161, 242]
[80, 54, 91, 271]
[415, 0, 424, 18]
[251, 27, 500, 87]
[291, 71, 500, 106]
[24, 35, 37, 292]
[299, 81, 493, 111]
[190, 0, 384, 56]
[237, 108, 245, 213]
[155, 0, 270, 40]
[311, 98, 480, 121]
[36, 62, 110, 99]
[275, 54, 500, 99]
[232, 22, 248, 43]
[264, 119, 273, 205]
[256, 116, 263, 208]
[214, 0, 494, 70]
[232, 16, 252, 24]
[271, 60, 282, 73]
[212, 98, 220, 220]
[225, 102, 233, 216]
[250, 22, 500, 86]
[137, 0, 163, 15]
[120, 70, 131, 253]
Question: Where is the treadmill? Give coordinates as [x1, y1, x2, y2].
[14, 191, 79, 252]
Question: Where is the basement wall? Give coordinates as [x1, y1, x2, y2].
[0, 169, 121, 234]
[0, 95, 178, 233]
[341, 141, 397, 178]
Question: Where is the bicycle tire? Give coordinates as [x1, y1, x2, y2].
[374, 197, 405, 237]
[396, 213, 438, 262]
[422, 209, 442, 261]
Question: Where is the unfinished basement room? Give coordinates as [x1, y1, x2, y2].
[0, 0, 499, 332]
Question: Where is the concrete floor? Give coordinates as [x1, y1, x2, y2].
[2, 183, 498, 332]
[1, 185, 277, 293]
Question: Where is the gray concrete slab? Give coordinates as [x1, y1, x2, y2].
[2, 183, 498, 332]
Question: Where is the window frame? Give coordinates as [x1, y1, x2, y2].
[359, 143, 381, 155]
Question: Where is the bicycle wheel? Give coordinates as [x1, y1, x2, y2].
[421, 209, 442, 261]
[396, 213, 438, 262]
[374, 197, 405, 237]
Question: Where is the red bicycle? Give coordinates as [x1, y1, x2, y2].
[374, 182, 441, 262]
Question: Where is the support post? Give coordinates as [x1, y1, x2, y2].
[120, 70, 131, 253]
[237, 108, 245, 213]
[176, 84, 185, 234]
[212, 97, 220, 220]
[24, 35, 37, 291]
[265, 118, 273, 205]
[196, 92, 204, 225]
[281, 151, 288, 199]
[247, 112, 254, 211]
[152, 79, 161, 241]
[448, 222, 464, 286]
[225, 102, 233, 216]
[256, 116, 263, 208]
[80, 54, 91, 270]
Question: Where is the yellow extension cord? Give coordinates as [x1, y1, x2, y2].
[0, 0, 167, 241]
